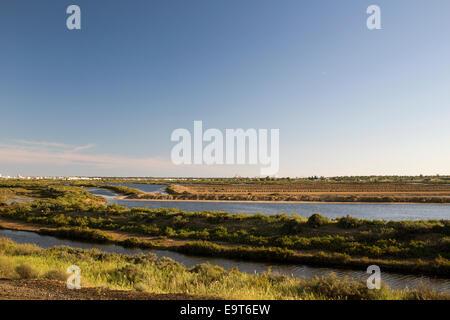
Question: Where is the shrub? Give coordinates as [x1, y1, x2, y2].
[338, 215, 362, 229]
[11, 243, 42, 256]
[408, 283, 450, 300]
[282, 219, 304, 234]
[44, 269, 69, 281]
[113, 265, 145, 283]
[189, 263, 226, 282]
[173, 215, 189, 227]
[122, 237, 141, 248]
[134, 282, 149, 292]
[307, 213, 329, 228]
[16, 263, 39, 279]
[0, 255, 16, 278]
[155, 256, 183, 269]
[39, 227, 113, 243]
[298, 274, 389, 300]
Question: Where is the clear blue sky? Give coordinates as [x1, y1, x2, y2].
[1, 0, 450, 177]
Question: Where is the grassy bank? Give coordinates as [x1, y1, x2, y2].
[0, 238, 447, 300]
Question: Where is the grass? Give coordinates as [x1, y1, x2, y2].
[98, 185, 145, 197]
[38, 227, 114, 243]
[0, 238, 448, 300]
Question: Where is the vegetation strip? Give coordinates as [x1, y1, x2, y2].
[0, 238, 448, 300]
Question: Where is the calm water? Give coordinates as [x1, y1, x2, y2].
[88, 185, 450, 221]
[1, 229, 448, 292]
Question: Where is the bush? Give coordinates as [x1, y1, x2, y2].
[16, 264, 39, 279]
[307, 213, 329, 228]
[0, 255, 16, 278]
[338, 215, 363, 229]
[121, 237, 141, 248]
[408, 283, 450, 300]
[113, 265, 145, 284]
[134, 282, 149, 292]
[298, 274, 389, 300]
[44, 269, 69, 281]
[39, 227, 113, 243]
[189, 263, 226, 282]
[173, 215, 189, 227]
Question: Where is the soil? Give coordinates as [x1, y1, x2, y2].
[0, 279, 211, 300]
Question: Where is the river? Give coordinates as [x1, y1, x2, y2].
[90, 184, 450, 221]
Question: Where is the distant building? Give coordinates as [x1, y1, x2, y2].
[67, 177, 91, 180]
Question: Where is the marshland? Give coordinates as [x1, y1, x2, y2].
[0, 178, 449, 299]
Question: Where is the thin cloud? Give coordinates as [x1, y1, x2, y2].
[0, 140, 246, 176]
[0, 141, 171, 170]
[70, 144, 95, 153]
[13, 139, 74, 149]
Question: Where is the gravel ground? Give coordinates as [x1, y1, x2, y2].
[0, 279, 210, 300]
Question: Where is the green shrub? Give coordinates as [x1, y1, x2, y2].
[307, 213, 329, 228]
[39, 227, 113, 243]
[338, 215, 362, 229]
[121, 237, 141, 248]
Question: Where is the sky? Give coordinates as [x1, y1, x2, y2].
[1, 0, 450, 177]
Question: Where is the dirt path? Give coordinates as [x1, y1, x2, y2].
[0, 279, 209, 300]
